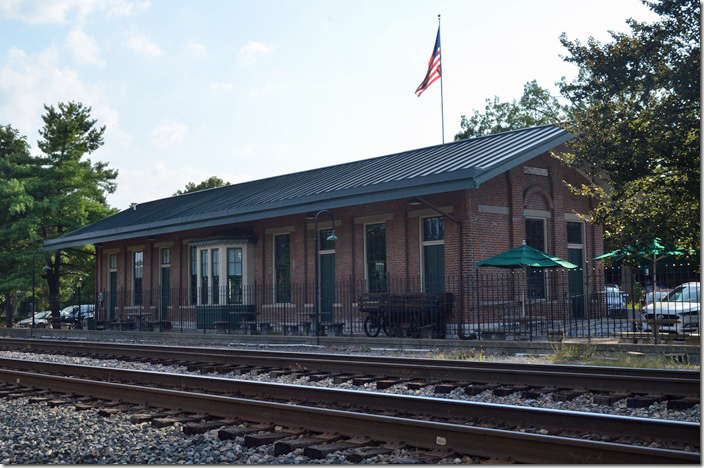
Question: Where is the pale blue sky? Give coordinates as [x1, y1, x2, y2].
[0, 0, 658, 210]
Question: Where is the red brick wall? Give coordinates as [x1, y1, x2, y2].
[94, 151, 603, 297]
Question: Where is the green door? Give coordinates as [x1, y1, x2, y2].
[160, 267, 170, 321]
[568, 248, 584, 318]
[320, 253, 335, 322]
[108, 271, 117, 320]
[423, 244, 445, 294]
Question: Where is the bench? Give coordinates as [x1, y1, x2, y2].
[358, 292, 453, 338]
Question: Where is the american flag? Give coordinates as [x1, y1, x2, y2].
[415, 26, 441, 97]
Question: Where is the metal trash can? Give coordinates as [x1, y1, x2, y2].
[83, 318, 96, 330]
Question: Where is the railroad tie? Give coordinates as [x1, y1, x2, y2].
[667, 398, 699, 410]
[183, 419, 239, 435]
[464, 384, 498, 396]
[274, 432, 344, 456]
[376, 379, 403, 390]
[406, 381, 433, 390]
[434, 383, 459, 394]
[217, 423, 275, 440]
[269, 369, 292, 378]
[244, 428, 306, 448]
[304, 437, 372, 459]
[626, 395, 665, 408]
[493, 385, 532, 397]
[332, 374, 357, 384]
[308, 373, 334, 382]
[552, 390, 586, 402]
[593, 393, 629, 405]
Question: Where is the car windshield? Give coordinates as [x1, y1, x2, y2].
[666, 285, 700, 303]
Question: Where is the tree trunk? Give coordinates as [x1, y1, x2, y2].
[4, 298, 13, 327]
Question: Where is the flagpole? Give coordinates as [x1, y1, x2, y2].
[438, 14, 445, 144]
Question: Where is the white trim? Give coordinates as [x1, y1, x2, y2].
[306, 220, 341, 230]
[419, 215, 445, 292]
[408, 205, 453, 218]
[127, 245, 145, 252]
[195, 243, 252, 306]
[265, 225, 295, 235]
[564, 212, 584, 222]
[354, 213, 393, 225]
[523, 209, 552, 219]
[478, 204, 509, 215]
[103, 248, 120, 255]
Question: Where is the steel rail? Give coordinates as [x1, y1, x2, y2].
[1, 338, 698, 396]
[0, 368, 697, 464]
[2, 338, 697, 380]
[0, 356, 698, 447]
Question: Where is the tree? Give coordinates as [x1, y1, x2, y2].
[454, 80, 569, 140]
[0, 125, 35, 326]
[32, 102, 119, 317]
[173, 176, 230, 196]
[557, 0, 700, 251]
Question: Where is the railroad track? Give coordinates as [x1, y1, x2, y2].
[0, 338, 699, 400]
[0, 358, 698, 463]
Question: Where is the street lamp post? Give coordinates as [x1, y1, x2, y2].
[311, 210, 338, 345]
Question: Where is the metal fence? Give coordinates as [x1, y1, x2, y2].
[24, 264, 700, 341]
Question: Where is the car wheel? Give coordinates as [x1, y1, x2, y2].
[36, 323, 45, 329]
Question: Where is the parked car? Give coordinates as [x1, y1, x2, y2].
[642, 282, 700, 335]
[605, 285, 628, 316]
[15, 311, 53, 328]
[60, 304, 95, 322]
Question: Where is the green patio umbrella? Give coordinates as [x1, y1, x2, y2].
[594, 238, 696, 342]
[476, 241, 578, 316]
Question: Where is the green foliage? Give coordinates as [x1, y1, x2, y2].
[454, 80, 569, 140]
[557, 0, 700, 251]
[173, 176, 230, 196]
[0, 102, 118, 319]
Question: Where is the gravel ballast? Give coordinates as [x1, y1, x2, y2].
[0, 344, 699, 463]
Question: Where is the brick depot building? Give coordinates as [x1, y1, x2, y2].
[46, 124, 603, 337]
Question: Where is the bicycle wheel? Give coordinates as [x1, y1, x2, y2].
[363, 315, 381, 337]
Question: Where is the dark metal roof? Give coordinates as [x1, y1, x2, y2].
[45, 124, 573, 249]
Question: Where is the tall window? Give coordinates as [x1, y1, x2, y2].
[422, 217, 445, 294]
[274, 234, 291, 303]
[525, 218, 546, 298]
[200, 250, 208, 304]
[227, 247, 243, 304]
[190, 246, 197, 305]
[133, 251, 143, 305]
[211, 248, 220, 305]
[365, 224, 386, 292]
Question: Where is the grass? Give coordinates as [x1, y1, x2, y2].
[548, 342, 698, 369]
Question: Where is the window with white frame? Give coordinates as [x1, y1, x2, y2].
[133, 251, 143, 305]
[421, 216, 445, 294]
[191, 241, 253, 305]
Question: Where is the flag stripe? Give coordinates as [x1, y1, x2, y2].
[415, 26, 441, 97]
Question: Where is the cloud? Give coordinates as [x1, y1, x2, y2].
[124, 29, 162, 57]
[185, 40, 208, 58]
[210, 82, 233, 93]
[248, 83, 285, 97]
[66, 28, 103, 66]
[0, 0, 96, 24]
[237, 40, 272, 66]
[0, 45, 130, 161]
[112, 163, 253, 209]
[150, 120, 187, 149]
[104, 0, 150, 17]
